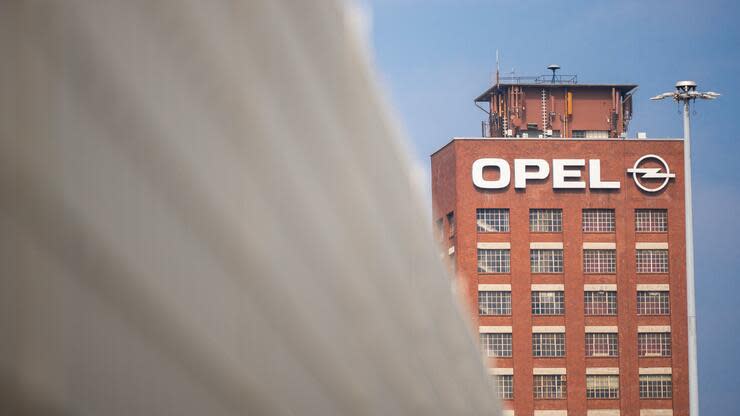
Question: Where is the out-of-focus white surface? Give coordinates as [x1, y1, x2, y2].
[0, 1, 499, 415]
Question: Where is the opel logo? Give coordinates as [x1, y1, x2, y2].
[627, 154, 676, 192]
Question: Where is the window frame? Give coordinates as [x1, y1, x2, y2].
[478, 291, 512, 316]
[533, 374, 567, 399]
[493, 374, 514, 400]
[476, 208, 510, 233]
[531, 291, 565, 316]
[446, 211, 455, 237]
[584, 290, 618, 316]
[639, 375, 672, 399]
[635, 209, 668, 233]
[583, 249, 617, 274]
[532, 332, 566, 357]
[477, 249, 511, 274]
[586, 375, 620, 399]
[637, 291, 671, 315]
[582, 209, 616, 233]
[529, 209, 563, 233]
[585, 333, 619, 357]
[530, 249, 564, 273]
[638, 333, 672, 357]
[636, 249, 669, 273]
[480, 332, 513, 358]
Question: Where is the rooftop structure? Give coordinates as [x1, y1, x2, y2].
[475, 66, 637, 139]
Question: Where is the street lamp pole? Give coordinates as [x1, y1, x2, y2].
[651, 81, 719, 416]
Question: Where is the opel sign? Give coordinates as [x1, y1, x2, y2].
[472, 155, 675, 191]
[627, 154, 676, 192]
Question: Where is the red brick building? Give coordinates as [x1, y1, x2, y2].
[431, 81, 688, 416]
[476, 71, 635, 139]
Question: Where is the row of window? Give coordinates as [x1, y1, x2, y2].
[476, 208, 668, 233]
[478, 248, 669, 274]
[493, 374, 672, 400]
[480, 332, 672, 358]
[479, 290, 670, 316]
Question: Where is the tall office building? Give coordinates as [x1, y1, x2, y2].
[431, 69, 688, 416]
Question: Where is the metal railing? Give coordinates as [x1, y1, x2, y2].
[497, 74, 577, 85]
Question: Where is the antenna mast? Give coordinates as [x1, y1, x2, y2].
[495, 50, 500, 86]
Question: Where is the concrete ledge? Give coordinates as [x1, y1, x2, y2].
[584, 284, 617, 291]
[637, 284, 669, 291]
[533, 367, 567, 375]
[636, 242, 668, 249]
[488, 367, 513, 375]
[531, 284, 564, 291]
[638, 325, 671, 333]
[478, 284, 511, 291]
[534, 411, 567, 416]
[477, 242, 511, 249]
[586, 367, 619, 375]
[530, 242, 563, 249]
[640, 410, 672, 416]
[479, 326, 512, 333]
[502, 411, 515, 416]
[639, 367, 672, 375]
[533, 325, 565, 333]
[585, 326, 618, 333]
[583, 242, 616, 249]
[587, 410, 620, 416]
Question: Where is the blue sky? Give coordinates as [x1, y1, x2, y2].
[365, 0, 740, 413]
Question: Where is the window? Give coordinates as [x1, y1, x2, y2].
[477, 208, 510, 232]
[585, 333, 618, 357]
[530, 209, 562, 232]
[639, 375, 672, 399]
[534, 375, 566, 399]
[478, 249, 510, 273]
[638, 333, 672, 357]
[532, 333, 565, 357]
[636, 250, 668, 273]
[573, 130, 609, 139]
[479, 291, 512, 316]
[636, 209, 668, 232]
[637, 291, 670, 315]
[494, 375, 514, 399]
[480, 333, 512, 357]
[447, 212, 455, 237]
[584, 291, 617, 315]
[531, 291, 565, 315]
[583, 209, 615, 232]
[583, 249, 616, 273]
[530, 249, 564, 273]
[586, 375, 619, 399]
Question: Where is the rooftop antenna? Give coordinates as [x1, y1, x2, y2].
[651, 80, 719, 416]
[495, 50, 500, 86]
[547, 64, 560, 83]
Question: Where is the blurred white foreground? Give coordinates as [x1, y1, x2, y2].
[0, 1, 499, 415]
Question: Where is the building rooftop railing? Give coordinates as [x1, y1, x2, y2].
[498, 74, 578, 85]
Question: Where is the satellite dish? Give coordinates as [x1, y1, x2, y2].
[547, 64, 560, 82]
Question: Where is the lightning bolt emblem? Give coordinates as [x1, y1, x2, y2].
[628, 154, 676, 192]
[626, 167, 676, 179]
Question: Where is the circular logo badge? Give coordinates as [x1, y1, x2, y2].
[627, 154, 676, 192]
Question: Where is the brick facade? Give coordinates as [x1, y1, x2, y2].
[431, 138, 688, 416]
